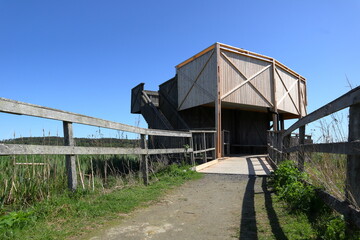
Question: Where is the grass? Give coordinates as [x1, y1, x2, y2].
[0, 164, 202, 239]
[305, 152, 347, 201]
[0, 154, 141, 210]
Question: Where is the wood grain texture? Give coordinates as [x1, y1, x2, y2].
[0, 144, 193, 155]
[0, 98, 191, 137]
[284, 86, 360, 136]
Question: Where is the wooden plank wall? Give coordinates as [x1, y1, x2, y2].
[177, 49, 217, 111]
[131, 83, 144, 114]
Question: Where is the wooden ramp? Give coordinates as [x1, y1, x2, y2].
[196, 155, 273, 176]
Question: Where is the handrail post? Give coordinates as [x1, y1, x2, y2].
[202, 132, 207, 163]
[283, 133, 291, 161]
[63, 121, 77, 191]
[140, 134, 149, 185]
[346, 103, 360, 208]
[190, 133, 195, 166]
[298, 126, 305, 171]
[212, 132, 216, 160]
[278, 131, 284, 162]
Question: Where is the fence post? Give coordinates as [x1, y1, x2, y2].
[346, 103, 360, 207]
[202, 132, 207, 163]
[63, 121, 77, 191]
[140, 134, 149, 185]
[298, 125, 305, 172]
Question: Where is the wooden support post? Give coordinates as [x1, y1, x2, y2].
[298, 125, 305, 171]
[63, 121, 77, 191]
[202, 132, 207, 163]
[346, 103, 360, 208]
[140, 134, 149, 185]
[215, 43, 222, 159]
[272, 59, 279, 131]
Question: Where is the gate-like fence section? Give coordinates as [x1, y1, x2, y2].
[0, 98, 215, 189]
[267, 86, 360, 228]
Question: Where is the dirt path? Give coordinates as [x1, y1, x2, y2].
[86, 174, 263, 240]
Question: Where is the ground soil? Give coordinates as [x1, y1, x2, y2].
[85, 174, 263, 240]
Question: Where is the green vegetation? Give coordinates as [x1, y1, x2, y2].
[269, 161, 360, 240]
[306, 152, 346, 201]
[0, 154, 140, 209]
[0, 164, 201, 239]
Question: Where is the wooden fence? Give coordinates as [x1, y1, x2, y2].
[0, 98, 215, 189]
[267, 86, 360, 228]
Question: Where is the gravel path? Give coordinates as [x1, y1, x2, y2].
[86, 174, 263, 240]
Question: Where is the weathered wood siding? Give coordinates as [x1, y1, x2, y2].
[275, 66, 300, 115]
[219, 49, 273, 109]
[177, 49, 217, 111]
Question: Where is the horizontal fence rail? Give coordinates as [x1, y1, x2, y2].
[283, 86, 360, 137]
[0, 144, 193, 156]
[267, 86, 360, 228]
[0, 97, 215, 189]
[0, 98, 191, 137]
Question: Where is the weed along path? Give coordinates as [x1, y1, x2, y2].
[86, 174, 257, 240]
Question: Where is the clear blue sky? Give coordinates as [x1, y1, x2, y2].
[1, 0, 359, 139]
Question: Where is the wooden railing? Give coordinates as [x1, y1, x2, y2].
[267, 86, 360, 228]
[0, 98, 215, 189]
[190, 130, 216, 163]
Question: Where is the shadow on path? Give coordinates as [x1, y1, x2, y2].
[239, 175, 258, 239]
[239, 157, 287, 240]
[261, 177, 288, 240]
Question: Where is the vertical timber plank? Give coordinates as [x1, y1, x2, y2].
[346, 103, 360, 207]
[63, 121, 77, 191]
[298, 126, 305, 171]
[140, 134, 149, 185]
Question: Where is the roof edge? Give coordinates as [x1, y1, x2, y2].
[175, 42, 305, 81]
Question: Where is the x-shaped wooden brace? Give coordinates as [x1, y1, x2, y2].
[220, 52, 273, 108]
[274, 67, 300, 115]
[177, 49, 216, 110]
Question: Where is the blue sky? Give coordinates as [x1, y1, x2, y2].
[0, 0, 359, 140]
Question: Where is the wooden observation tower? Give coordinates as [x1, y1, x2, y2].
[131, 43, 307, 158]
